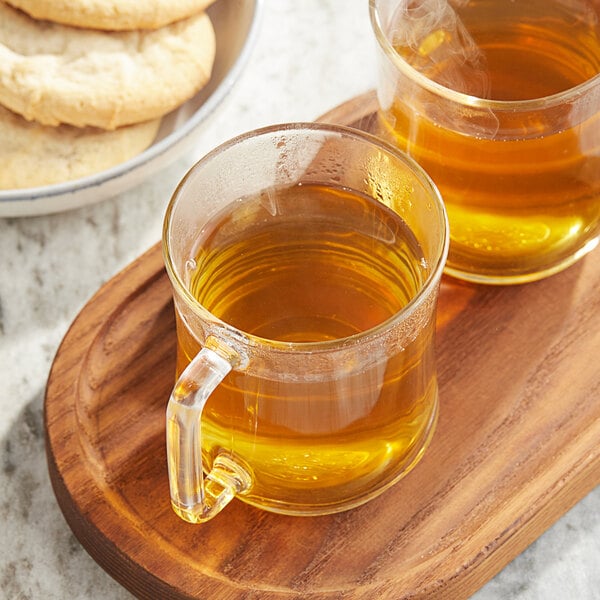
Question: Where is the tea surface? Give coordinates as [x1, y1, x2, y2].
[189, 183, 426, 341]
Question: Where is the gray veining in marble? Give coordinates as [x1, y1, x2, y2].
[0, 1, 598, 599]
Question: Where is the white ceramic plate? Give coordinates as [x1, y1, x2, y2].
[0, 0, 263, 218]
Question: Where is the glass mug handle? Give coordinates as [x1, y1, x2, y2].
[166, 341, 252, 523]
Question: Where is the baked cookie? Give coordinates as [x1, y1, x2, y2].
[0, 2, 216, 129]
[0, 104, 161, 189]
[3, 0, 217, 31]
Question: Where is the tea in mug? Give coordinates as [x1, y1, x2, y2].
[172, 182, 438, 513]
[376, 0, 600, 282]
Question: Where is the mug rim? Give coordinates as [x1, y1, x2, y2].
[163, 121, 449, 353]
[368, 0, 600, 112]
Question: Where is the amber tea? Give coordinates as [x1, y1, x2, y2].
[164, 123, 447, 523]
[372, 0, 600, 283]
[173, 182, 438, 514]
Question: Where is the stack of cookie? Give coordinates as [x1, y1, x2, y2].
[0, 0, 218, 189]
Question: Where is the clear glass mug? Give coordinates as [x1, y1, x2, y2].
[370, 0, 600, 284]
[163, 123, 448, 523]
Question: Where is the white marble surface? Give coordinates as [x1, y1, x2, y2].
[0, 1, 598, 598]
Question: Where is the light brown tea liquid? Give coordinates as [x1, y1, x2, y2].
[379, 0, 600, 282]
[174, 183, 438, 514]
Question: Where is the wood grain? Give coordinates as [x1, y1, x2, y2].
[45, 92, 600, 599]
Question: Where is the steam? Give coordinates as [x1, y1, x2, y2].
[390, 0, 491, 97]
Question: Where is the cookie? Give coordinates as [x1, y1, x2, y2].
[0, 2, 216, 129]
[3, 0, 217, 31]
[0, 104, 161, 189]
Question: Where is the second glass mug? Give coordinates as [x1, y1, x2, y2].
[163, 123, 448, 523]
[370, 0, 600, 284]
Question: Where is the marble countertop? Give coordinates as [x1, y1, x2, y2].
[0, 1, 598, 598]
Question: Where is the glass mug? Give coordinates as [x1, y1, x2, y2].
[163, 123, 448, 523]
[370, 0, 600, 284]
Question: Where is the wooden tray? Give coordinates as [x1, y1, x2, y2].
[45, 92, 600, 599]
